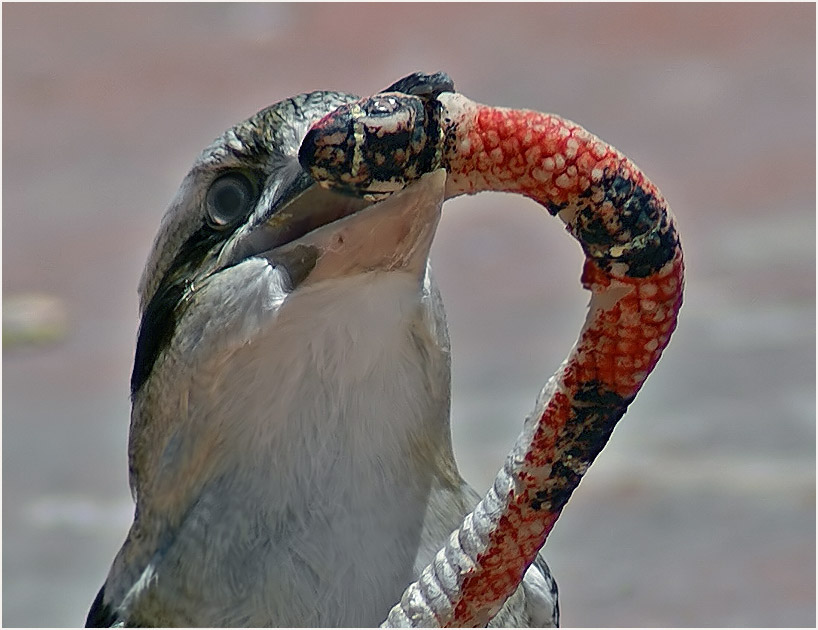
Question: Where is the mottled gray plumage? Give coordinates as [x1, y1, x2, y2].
[88, 80, 558, 627]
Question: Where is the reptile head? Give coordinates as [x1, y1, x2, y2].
[299, 72, 455, 200]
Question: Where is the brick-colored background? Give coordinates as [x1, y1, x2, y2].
[4, 4, 814, 626]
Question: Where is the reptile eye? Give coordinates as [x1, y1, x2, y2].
[369, 97, 398, 115]
[206, 172, 257, 229]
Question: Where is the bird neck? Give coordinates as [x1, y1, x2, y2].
[120, 268, 459, 626]
[235, 269, 453, 487]
[137, 268, 457, 528]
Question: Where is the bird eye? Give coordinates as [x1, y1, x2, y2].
[206, 172, 257, 229]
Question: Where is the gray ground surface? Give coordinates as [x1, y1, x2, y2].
[3, 4, 814, 627]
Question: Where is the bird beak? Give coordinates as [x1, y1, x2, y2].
[220, 164, 370, 268]
[225, 166, 445, 289]
[272, 168, 446, 286]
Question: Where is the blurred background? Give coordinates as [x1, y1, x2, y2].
[3, 3, 814, 627]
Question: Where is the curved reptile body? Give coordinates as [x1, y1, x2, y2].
[299, 72, 684, 627]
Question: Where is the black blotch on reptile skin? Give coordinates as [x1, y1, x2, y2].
[563, 381, 631, 473]
[615, 179, 658, 234]
[573, 379, 633, 408]
[416, 98, 445, 173]
[609, 174, 633, 200]
[576, 171, 660, 243]
[600, 173, 659, 242]
[529, 382, 632, 512]
[574, 206, 612, 246]
[575, 169, 677, 277]
[299, 113, 361, 189]
[363, 127, 418, 179]
[624, 221, 679, 278]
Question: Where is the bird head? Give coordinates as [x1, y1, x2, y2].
[131, 89, 447, 399]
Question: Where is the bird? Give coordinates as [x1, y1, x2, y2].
[87, 71, 683, 627]
[85, 74, 560, 627]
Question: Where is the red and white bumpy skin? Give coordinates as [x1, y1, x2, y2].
[301, 89, 684, 627]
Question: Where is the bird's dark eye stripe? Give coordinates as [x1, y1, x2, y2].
[131, 224, 223, 396]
